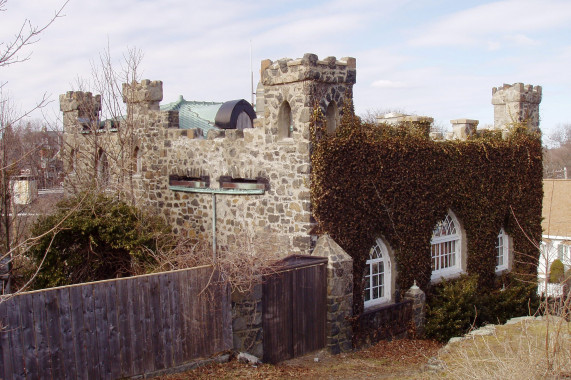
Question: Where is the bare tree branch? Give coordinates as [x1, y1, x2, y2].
[0, 1, 68, 68]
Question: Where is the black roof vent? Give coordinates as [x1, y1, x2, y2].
[214, 99, 256, 130]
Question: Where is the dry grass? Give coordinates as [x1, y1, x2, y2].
[158, 339, 443, 380]
[438, 315, 571, 379]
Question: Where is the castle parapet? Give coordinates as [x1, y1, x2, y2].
[261, 53, 356, 86]
[492, 83, 542, 104]
[450, 119, 478, 140]
[122, 79, 163, 112]
[59, 91, 101, 117]
[491, 83, 542, 130]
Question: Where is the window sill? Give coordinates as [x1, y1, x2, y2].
[277, 138, 296, 145]
[362, 299, 408, 316]
[495, 265, 509, 274]
[431, 268, 464, 283]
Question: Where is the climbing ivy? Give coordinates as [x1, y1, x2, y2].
[310, 104, 543, 317]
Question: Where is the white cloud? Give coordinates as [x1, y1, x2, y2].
[504, 34, 538, 46]
[371, 79, 409, 88]
[408, 0, 571, 48]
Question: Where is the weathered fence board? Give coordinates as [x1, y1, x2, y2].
[0, 265, 231, 379]
[69, 285, 88, 380]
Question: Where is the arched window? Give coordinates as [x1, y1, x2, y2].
[97, 148, 109, 185]
[364, 238, 392, 308]
[431, 211, 463, 280]
[278, 101, 293, 139]
[496, 228, 510, 272]
[133, 146, 142, 174]
[326, 101, 338, 134]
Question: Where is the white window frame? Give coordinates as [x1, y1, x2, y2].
[557, 244, 570, 264]
[496, 228, 510, 272]
[364, 238, 391, 308]
[431, 212, 463, 281]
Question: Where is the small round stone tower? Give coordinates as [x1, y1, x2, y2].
[491, 83, 542, 131]
[259, 53, 356, 141]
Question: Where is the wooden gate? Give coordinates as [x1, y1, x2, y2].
[262, 255, 327, 363]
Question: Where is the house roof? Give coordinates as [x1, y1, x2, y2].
[542, 179, 571, 238]
[160, 96, 223, 133]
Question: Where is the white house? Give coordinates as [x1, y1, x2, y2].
[539, 179, 571, 296]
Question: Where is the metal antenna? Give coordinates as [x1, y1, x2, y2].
[250, 39, 254, 106]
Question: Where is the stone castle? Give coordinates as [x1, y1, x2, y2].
[60, 53, 541, 259]
[60, 53, 542, 355]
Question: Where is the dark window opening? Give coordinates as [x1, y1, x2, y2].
[219, 176, 268, 190]
[169, 174, 209, 188]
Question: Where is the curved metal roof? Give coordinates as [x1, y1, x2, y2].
[214, 99, 257, 130]
[160, 96, 223, 133]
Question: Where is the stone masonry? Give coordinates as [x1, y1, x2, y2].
[404, 281, 426, 337]
[61, 54, 356, 257]
[492, 83, 542, 131]
[312, 235, 353, 354]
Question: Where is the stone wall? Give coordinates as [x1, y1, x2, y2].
[312, 235, 354, 354]
[61, 53, 356, 258]
[231, 286, 263, 358]
[355, 300, 413, 347]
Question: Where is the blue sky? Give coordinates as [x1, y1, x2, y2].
[2, 0, 570, 139]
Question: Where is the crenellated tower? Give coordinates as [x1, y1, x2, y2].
[60, 91, 101, 133]
[492, 83, 542, 131]
[122, 79, 164, 114]
[259, 53, 356, 140]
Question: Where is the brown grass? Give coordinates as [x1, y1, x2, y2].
[158, 339, 443, 380]
[438, 316, 571, 379]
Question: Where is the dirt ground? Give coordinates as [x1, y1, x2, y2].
[159, 339, 443, 380]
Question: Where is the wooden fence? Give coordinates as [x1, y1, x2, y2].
[0, 265, 232, 379]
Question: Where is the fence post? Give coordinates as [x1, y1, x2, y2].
[312, 235, 353, 354]
[404, 281, 426, 337]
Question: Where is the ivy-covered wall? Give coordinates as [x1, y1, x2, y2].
[310, 109, 543, 316]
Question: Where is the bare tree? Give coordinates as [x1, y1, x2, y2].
[0, 0, 67, 68]
[64, 46, 144, 204]
[1, 0, 67, 294]
[544, 124, 571, 179]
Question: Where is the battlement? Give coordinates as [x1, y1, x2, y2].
[122, 79, 163, 111]
[59, 91, 101, 115]
[492, 83, 542, 130]
[261, 53, 356, 86]
[492, 83, 542, 105]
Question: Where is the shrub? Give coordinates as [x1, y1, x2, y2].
[25, 192, 170, 289]
[426, 274, 539, 342]
[549, 259, 565, 283]
[425, 275, 479, 342]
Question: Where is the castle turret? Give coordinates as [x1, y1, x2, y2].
[492, 83, 542, 131]
[260, 53, 356, 140]
[59, 91, 101, 132]
[122, 79, 163, 114]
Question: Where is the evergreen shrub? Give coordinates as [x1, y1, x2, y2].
[26, 192, 170, 289]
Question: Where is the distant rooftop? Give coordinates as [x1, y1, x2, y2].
[160, 96, 223, 133]
[543, 179, 571, 238]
